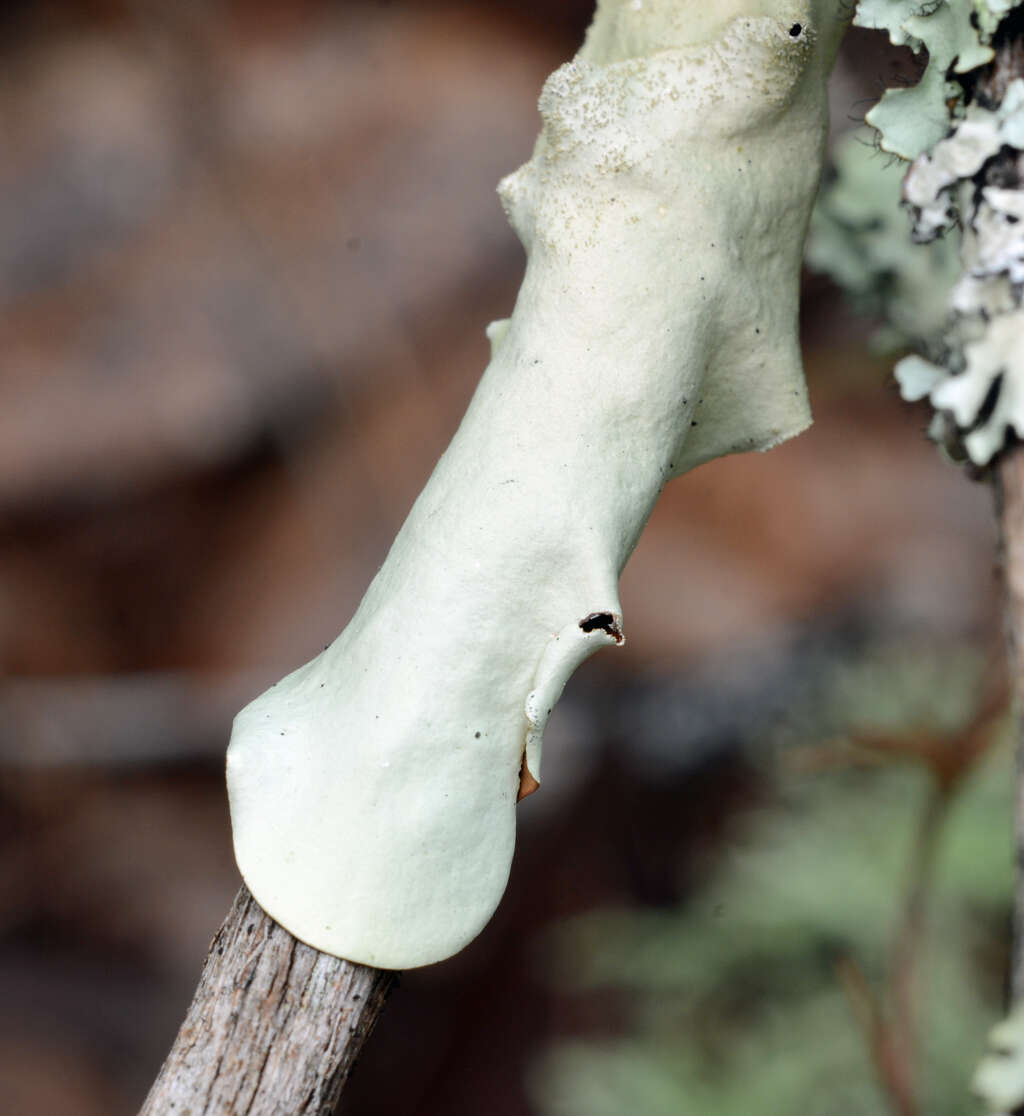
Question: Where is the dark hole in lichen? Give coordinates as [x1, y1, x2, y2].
[579, 612, 623, 642]
[789, 23, 802, 37]
[975, 371, 1004, 430]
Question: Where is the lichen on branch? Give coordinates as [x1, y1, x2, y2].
[226, 0, 851, 970]
[809, 0, 1024, 468]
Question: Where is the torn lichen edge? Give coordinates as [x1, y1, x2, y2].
[521, 611, 624, 800]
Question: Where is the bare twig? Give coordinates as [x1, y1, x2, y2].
[887, 781, 949, 1116]
[998, 449, 1024, 1002]
[139, 886, 395, 1116]
[836, 785, 949, 1116]
[832, 661, 1004, 1115]
[836, 955, 916, 1116]
[973, 2, 1024, 1011]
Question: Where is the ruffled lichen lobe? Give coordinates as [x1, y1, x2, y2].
[809, 3, 1024, 470]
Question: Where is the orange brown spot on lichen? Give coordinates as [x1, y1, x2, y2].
[517, 757, 540, 802]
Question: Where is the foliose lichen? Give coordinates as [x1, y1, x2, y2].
[974, 1005, 1024, 1115]
[226, 0, 851, 970]
[853, 0, 998, 159]
[811, 0, 1024, 468]
[806, 127, 960, 352]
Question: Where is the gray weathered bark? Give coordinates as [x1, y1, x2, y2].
[978, 22, 1024, 1004]
[999, 452, 1024, 1002]
[139, 885, 395, 1115]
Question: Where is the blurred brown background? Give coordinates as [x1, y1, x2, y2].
[0, 3, 1000, 1113]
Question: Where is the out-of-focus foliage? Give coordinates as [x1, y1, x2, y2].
[806, 128, 959, 354]
[531, 647, 1011, 1116]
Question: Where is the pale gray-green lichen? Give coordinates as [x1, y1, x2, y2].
[974, 1005, 1024, 1115]
[816, 2, 1024, 469]
[853, 0, 1002, 158]
[227, 0, 851, 970]
[902, 81, 1024, 244]
[909, 310, 1024, 464]
[887, 75, 1024, 465]
[806, 127, 960, 351]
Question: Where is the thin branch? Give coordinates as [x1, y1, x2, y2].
[836, 953, 916, 1116]
[998, 449, 1024, 1003]
[138, 885, 395, 1116]
[836, 780, 950, 1116]
[887, 781, 949, 1116]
